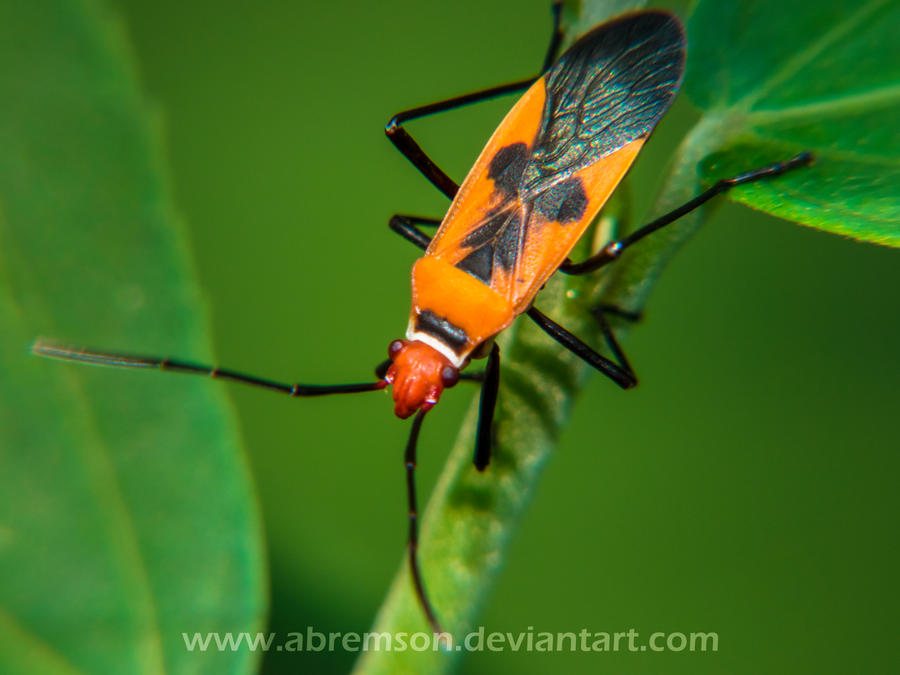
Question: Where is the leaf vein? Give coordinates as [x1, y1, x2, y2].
[735, 0, 889, 110]
[747, 82, 900, 123]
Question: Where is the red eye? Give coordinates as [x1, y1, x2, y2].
[441, 366, 459, 388]
[388, 340, 405, 359]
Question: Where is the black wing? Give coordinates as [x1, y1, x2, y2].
[521, 10, 686, 197]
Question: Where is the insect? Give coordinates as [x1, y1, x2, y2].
[33, 7, 812, 634]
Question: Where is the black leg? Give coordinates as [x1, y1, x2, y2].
[526, 306, 636, 389]
[385, 4, 564, 200]
[541, 2, 565, 72]
[389, 214, 439, 251]
[560, 152, 815, 275]
[32, 340, 384, 396]
[473, 343, 501, 472]
[590, 307, 636, 384]
[588, 303, 643, 383]
[404, 410, 445, 635]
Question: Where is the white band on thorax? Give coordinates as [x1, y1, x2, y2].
[405, 322, 467, 369]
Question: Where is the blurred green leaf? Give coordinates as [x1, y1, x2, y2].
[0, 2, 264, 674]
[687, 0, 900, 245]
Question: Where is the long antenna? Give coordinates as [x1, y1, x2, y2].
[33, 339, 450, 634]
[404, 409, 445, 635]
[31, 340, 385, 396]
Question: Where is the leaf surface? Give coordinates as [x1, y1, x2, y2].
[687, 0, 900, 245]
[0, 2, 265, 673]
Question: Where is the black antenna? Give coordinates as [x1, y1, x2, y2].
[404, 409, 445, 635]
[31, 340, 385, 396]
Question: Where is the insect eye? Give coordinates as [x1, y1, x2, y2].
[388, 340, 405, 359]
[440, 366, 459, 388]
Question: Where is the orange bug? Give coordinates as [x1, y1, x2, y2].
[33, 7, 812, 634]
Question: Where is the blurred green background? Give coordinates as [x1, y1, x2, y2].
[105, 0, 900, 672]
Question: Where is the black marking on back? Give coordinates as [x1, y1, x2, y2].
[458, 206, 524, 278]
[494, 211, 522, 271]
[460, 208, 507, 250]
[457, 246, 493, 283]
[487, 143, 529, 194]
[532, 176, 588, 223]
[415, 310, 469, 352]
[523, 11, 685, 193]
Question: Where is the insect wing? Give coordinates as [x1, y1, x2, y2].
[426, 11, 686, 312]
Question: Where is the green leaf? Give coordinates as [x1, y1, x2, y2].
[686, 0, 900, 245]
[0, 2, 264, 674]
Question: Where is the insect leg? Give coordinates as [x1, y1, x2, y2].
[560, 152, 814, 275]
[388, 214, 439, 251]
[590, 307, 637, 384]
[404, 409, 445, 635]
[526, 307, 637, 389]
[386, 4, 564, 200]
[541, 2, 565, 72]
[582, 302, 643, 380]
[31, 340, 385, 396]
[473, 343, 501, 471]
